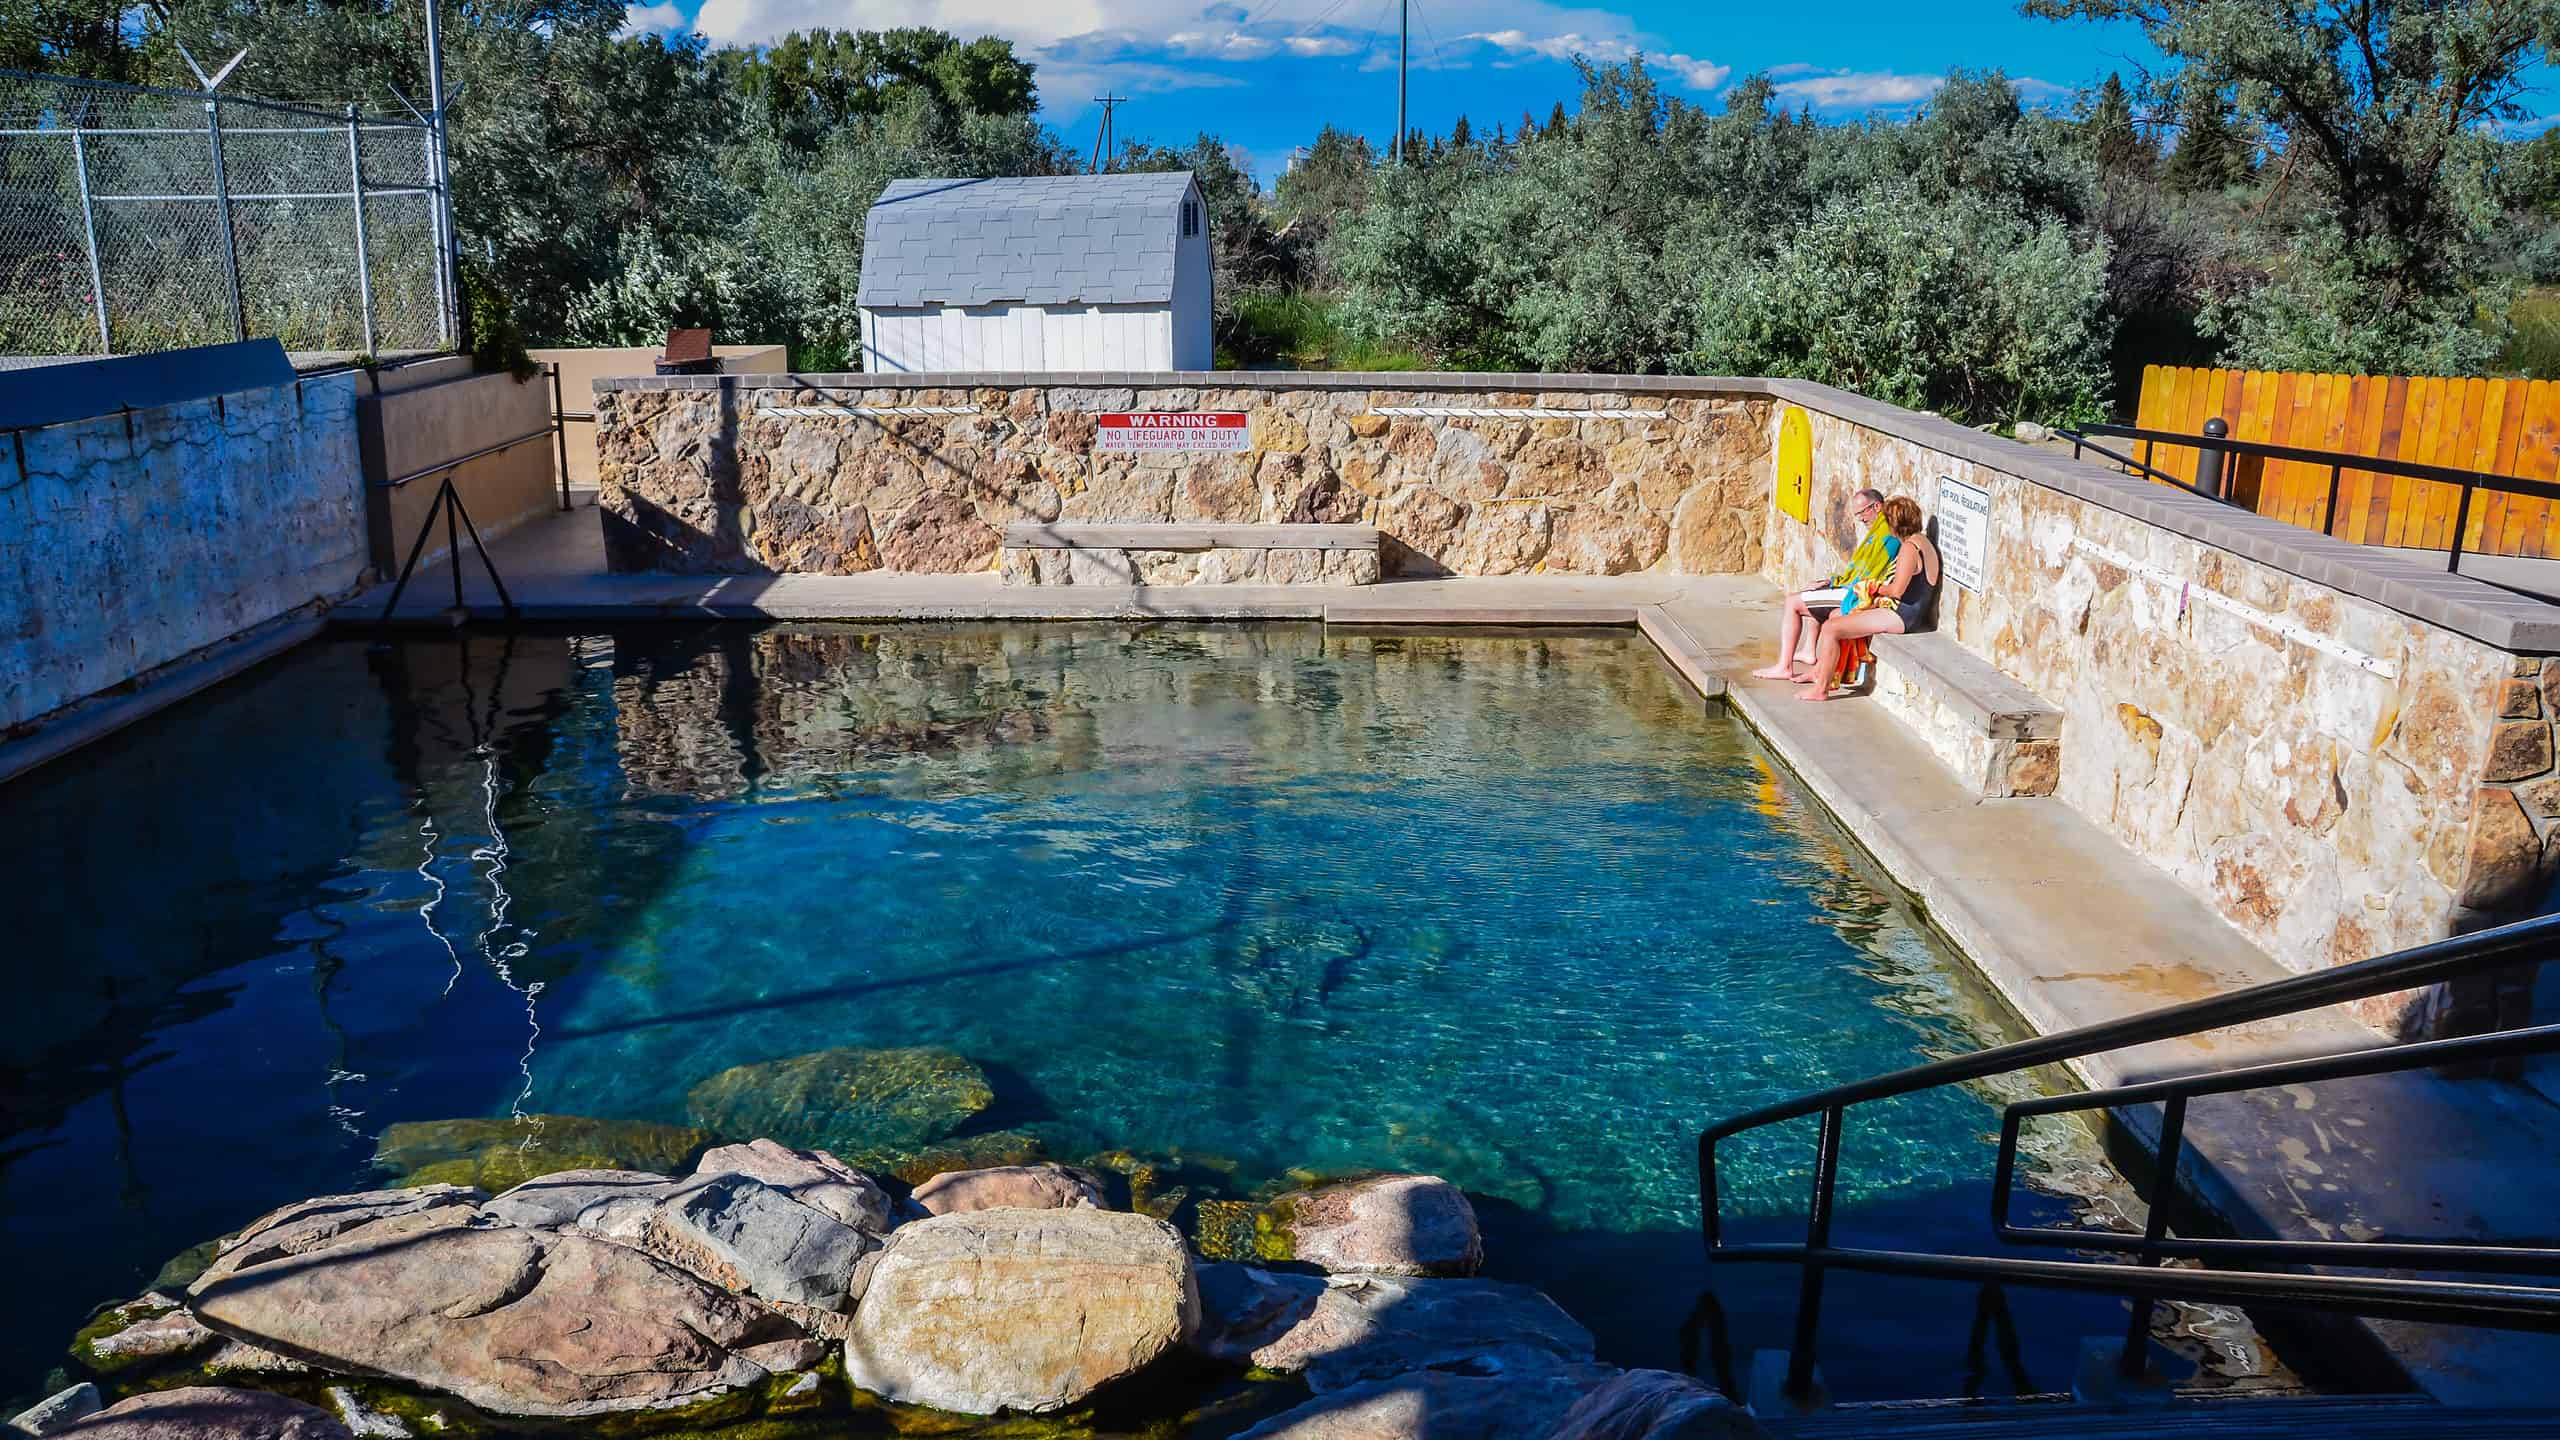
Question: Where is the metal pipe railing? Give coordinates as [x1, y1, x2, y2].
[1699, 911, 2560, 1400]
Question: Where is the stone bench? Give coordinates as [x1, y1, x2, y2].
[1868, 631, 2062, 798]
[1000, 523, 1382, 587]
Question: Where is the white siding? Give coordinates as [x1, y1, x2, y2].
[1172, 180, 1214, 370]
[860, 303, 1174, 373]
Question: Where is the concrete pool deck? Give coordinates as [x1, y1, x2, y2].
[5, 497, 2537, 1403]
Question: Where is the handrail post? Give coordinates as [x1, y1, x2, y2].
[2451, 479, 2476, 574]
[2324, 462, 2344, 538]
[1786, 1106, 1846, 1399]
[550, 362, 572, 511]
[2194, 417, 2229, 501]
[2119, 1094, 2188, 1379]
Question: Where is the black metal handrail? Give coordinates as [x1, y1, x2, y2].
[1698, 911, 2560, 1401]
[2058, 422, 2560, 593]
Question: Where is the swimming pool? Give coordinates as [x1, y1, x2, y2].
[0, 623, 2244, 1406]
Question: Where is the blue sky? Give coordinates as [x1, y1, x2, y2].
[615, 0, 2548, 181]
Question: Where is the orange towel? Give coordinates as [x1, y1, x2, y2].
[1835, 636, 1872, 687]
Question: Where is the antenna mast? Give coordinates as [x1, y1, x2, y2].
[1394, 0, 1408, 164]
[1089, 94, 1126, 173]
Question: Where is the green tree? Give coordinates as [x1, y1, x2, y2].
[0, 0, 146, 79]
[2030, 0, 2549, 369]
[720, 27, 1036, 151]
[2159, 81, 2253, 193]
[2087, 72, 2155, 179]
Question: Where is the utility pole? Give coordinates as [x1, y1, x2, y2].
[1394, 0, 1407, 165]
[1089, 94, 1125, 174]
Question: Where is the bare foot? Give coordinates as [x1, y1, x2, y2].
[1790, 670, 1824, 684]
[1796, 685, 1833, 702]
[1747, 665, 1794, 680]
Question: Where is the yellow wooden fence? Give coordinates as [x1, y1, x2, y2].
[2131, 365, 2560, 559]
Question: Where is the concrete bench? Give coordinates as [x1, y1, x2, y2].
[1000, 523, 1382, 587]
[1868, 631, 2062, 798]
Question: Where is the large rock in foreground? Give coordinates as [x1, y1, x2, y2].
[1271, 1174, 1483, 1277]
[845, 1207, 1198, 1414]
[686, 1047, 993, 1156]
[1547, 1370, 1765, 1440]
[55, 1387, 350, 1439]
[1236, 1365, 1613, 1440]
[190, 1221, 808, 1420]
[1239, 1274, 1597, 1393]
[912, 1163, 1105, 1216]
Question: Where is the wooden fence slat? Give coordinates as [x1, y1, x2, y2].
[2121, 365, 2560, 558]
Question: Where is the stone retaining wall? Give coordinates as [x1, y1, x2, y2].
[590, 380, 1773, 579]
[1764, 401, 2554, 1036]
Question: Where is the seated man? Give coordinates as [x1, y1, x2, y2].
[1749, 488, 1894, 681]
[1798, 495, 1941, 700]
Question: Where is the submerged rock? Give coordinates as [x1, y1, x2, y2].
[189, 1221, 807, 1421]
[860, 1127, 1049, 1185]
[845, 1207, 1199, 1415]
[1192, 1264, 1325, 1365]
[371, 1115, 713, 1191]
[911, 1163, 1105, 1216]
[692, 1139, 892, 1233]
[52, 1387, 351, 1439]
[1268, 1174, 1483, 1278]
[1547, 1370, 1766, 1440]
[685, 1048, 994, 1157]
[1242, 1274, 1597, 1393]
[1235, 1364, 1614, 1440]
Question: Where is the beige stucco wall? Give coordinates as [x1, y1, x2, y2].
[1760, 404, 2552, 1034]
[362, 369, 558, 574]
[591, 381, 1773, 578]
[531, 346, 786, 487]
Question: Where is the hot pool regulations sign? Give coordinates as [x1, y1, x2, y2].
[1936, 475, 1992, 593]
[1096, 412, 1252, 453]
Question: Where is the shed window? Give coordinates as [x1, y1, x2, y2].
[1182, 201, 1199, 238]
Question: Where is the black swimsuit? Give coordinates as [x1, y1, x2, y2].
[1895, 558, 1941, 631]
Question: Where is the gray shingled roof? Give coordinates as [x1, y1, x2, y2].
[857, 173, 1198, 309]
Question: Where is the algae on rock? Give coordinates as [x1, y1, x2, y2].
[372, 1113, 715, 1190]
[686, 1048, 994, 1157]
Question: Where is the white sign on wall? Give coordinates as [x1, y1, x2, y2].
[1936, 476, 1992, 593]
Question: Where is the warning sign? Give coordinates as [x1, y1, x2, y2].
[1937, 475, 1992, 593]
[1095, 412, 1252, 453]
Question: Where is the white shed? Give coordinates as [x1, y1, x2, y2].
[856, 173, 1214, 374]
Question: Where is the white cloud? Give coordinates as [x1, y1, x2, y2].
[1284, 34, 1360, 58]
[1164, 29, 1278, 61]
[1461, 29, 1727, 90]
[1769, 69, 1945, 110]
[617, 1, 688, 37]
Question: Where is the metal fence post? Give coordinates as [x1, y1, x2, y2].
[344, 104, 378, 356]
[69, 126, 112, 354]
[203, 97, 248, 343]
[422, 127, 453, 350]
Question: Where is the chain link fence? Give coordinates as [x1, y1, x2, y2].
[1, 67, 453, 367]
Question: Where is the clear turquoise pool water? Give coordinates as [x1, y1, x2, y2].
[0, 624, 2152, 1405]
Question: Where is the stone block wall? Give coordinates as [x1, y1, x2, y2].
[590, 379, 1773, 579]
[1763, 403, 2552, 1035]
[1, 375, 365, 731]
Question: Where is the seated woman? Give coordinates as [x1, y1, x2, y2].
[1796, 495, 1939, 702]
[1749, 488, 1893, 681]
